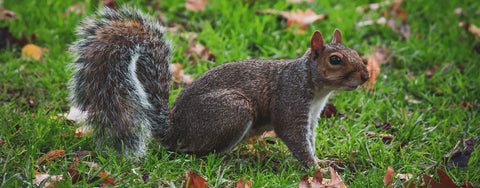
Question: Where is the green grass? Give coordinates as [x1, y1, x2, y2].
[1, 0, 479, 187]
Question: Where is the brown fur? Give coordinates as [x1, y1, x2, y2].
[69, 6, 368, 167]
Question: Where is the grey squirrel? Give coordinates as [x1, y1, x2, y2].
[68, 5, 369, 168]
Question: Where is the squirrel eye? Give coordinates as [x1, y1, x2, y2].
[329, 55, 342, 65]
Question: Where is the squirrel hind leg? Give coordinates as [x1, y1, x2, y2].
[171, 90, 255, 155]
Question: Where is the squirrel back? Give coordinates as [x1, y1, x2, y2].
[68, 5, 172, 157]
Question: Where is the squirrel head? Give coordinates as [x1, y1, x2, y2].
[308, 29, 370, 91]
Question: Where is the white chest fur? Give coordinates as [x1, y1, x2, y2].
[306, 90, 332, 159]
[309, 91, 332, 125]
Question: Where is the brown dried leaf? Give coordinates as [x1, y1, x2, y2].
[404, 168, 474, 188]
[184, 170, 209, 188]
[170, 63, 194, 86]
[299, 167, 347, 188]
[362, 54, 380, 90]
[67, 168, 84, 185]
[325, 167, 347, 188]
[257, 9, 327, 33]
[444, 137, 477, 169]
[311, 169, 324, 187]
[99, 172, 116, 186]
[0, 140, 5, 147]
[235, 178, 252, 188]
[36, 150, 66, 165]
[320, 103, 338, 118]
[0, 7, 18, 21]
[185, 0, 209, 12]
[383, 166, 394, 186]
[182, 38, 215, 63]
[8, 31, 31, 48]
[299, 174, 310, 188]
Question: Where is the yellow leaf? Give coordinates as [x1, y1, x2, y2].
[21, 44, 43, 60]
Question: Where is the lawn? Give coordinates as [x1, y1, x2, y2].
[1, 0, 479, 187]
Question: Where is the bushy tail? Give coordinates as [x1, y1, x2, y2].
[68, 5, 172, 158]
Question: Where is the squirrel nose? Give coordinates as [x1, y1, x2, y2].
[361, 70, 370, 83]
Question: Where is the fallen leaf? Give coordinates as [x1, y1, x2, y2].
[395, 173, 413, 181]
[383, 166, 394, 186]
[444, 137, 477, 169]
[36, 150, 66, 165]
[459, 22, 480, 39]
[299, 174, 310, 188]
[257, 9, 327, 33]
[8, 31, 35, 48]
[185, 0, 209, 12]
[67, 169, 84, 185]
[405, 168, 474, 188]
[299, 167, 347, 188]
[0, 7, 18, 21]
[182, 38, 215, 63]
[33, 173, 63, 187]
[21, 44, 44, 60]
[141, 173, 151, 183]
[235, 178, 252, 188]
[99, 172, 116, 187]
[320, 103, 339, 118]
[183, 170, 208, 188]
[0, 140, 5, 147]
[170, 63, 194, 86]
[75, 125, 92, 138]
[362, 54, 380, 90]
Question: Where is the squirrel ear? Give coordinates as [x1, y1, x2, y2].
[332, 29, 342, 44]
[311, 30, 325, 52]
